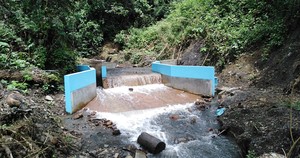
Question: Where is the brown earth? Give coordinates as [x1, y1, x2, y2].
[215, 27, 300, 157]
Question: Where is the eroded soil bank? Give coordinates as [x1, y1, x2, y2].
[216, 34, 300, 157]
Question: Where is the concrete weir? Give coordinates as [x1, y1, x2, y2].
[64, 65, 96, 114]
[152, 61, 218, 96]
[64, 60, 218, 113]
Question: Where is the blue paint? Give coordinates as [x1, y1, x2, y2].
[102, 66, 107, 78]
[64, 69, 96, 92]
[215, 77, 218, 87]
[152, 61, 217, 96]
[64, 66, 96, 114]
[77, 65, 91, 71]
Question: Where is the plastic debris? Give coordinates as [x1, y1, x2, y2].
[216, 107, 225, 116]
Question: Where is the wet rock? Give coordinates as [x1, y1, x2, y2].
[112, 129, 121, 136]
[45, 95, 53, 101]
[189, 116, 197, 124]
[177, 137, 188, 143]
[6, 91, 24, 107]
[257, 153, 285, 158]
[134, 150, 147, 158]
[204, 98, 212, 102]
[114, 153, 119, 158]
[105, 120, 113, 126]
[89, 111, 97, 116]
[194, 99, 205, 105]
[73, 111, 83, 120]
[169, 114, 180, 121]
[125, 155, 133, 158]
[195, 99, 209, 111]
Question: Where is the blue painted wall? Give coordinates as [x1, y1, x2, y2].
[102, 66, 107, 78]
[64, 65, 96, 113]
[152, 61, 217, 96]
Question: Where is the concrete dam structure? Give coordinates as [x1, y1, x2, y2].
[64, 60, 218, 114]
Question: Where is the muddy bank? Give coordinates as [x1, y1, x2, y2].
[216, 86, 300, 157]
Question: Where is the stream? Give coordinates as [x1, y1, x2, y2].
[91, 86, 241, 158]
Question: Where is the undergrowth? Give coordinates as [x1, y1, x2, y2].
[115, 0, 300, 68]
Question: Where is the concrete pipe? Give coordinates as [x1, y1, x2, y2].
[137, 132, 166, 154]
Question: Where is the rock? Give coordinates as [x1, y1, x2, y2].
[73, 111, 83, 120]
[114, 153, 119, 158]
[194, 99, 205, 105]
[104, 144, 109, 148]
[129, 88, 134, 91]
[169, 114, 180, 121]
[177, 137, 187, 143]
[134, 150, 147, 158]
[112, 129, 121, 136]
[190, 116, 197, 124]
[6, 91, 24, 107]
[125, 155, 133, 158]
[257, 153, 285, 158]
[105, 120, 113, 125]
[45, 95, 53, 101]
[89, 111, 97, 116]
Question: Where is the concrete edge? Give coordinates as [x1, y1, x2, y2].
[152, 61, 217, 96]
[64, 65, 96, 114]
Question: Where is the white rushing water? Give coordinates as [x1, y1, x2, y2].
[92, 102, 241, 158]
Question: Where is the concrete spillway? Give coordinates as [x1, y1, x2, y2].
[85, 84, 199, 113]
[64, 61, 218, 114]
[64, 64, 241, 158]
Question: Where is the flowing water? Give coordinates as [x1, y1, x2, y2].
[93, 102, 241, 158]
[84, 69, 241, 157]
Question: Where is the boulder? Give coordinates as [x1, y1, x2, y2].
[45, 95, 54, 101]
[6, 91, 24, 107]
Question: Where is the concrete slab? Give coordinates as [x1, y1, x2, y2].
[84, 84, 199, 113]
[162, 75, 212, 96]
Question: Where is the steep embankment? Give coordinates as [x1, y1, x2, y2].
[216, 27, 300, 157]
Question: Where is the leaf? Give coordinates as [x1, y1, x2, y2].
[0, 42, 9, 48]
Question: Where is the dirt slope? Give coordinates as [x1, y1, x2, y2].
[217, 27, 300, 157]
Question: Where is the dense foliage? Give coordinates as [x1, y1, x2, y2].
[116, 0, 300, 68]
[0, 0, 176, 73]
[0, 0, 299, 73]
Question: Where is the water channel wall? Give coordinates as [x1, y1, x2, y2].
[152, 61, 218, 96]
[64, 65, 96, 114]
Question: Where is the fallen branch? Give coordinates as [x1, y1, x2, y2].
[218, 128, 227, 136]
[2, 144, 13, 158]
[0, 70, 45, 83]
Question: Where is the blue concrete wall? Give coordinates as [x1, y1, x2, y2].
[102, 66, 107, 78]
[64, 65, 96, 114]
[152, 61, 217, 96]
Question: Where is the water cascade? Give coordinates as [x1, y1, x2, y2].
[92, 101, 241, 158]
[82, 68, 241, 157]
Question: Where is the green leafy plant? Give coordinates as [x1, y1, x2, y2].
[246, 150, 256, 158]
[7, 80, 28, 92]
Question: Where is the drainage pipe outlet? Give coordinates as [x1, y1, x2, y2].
[137, 132, 166, 154]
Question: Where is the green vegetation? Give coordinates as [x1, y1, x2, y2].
[0, 0, 177, 73]
[246, 150, 256, 158]
[116, 0, 300, 68]
[283, 100, 300, 111]
[0, 0, 299, 86]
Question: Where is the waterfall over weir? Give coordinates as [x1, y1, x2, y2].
[105, 73, 162, 88]
[82, 68, 241, 158]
